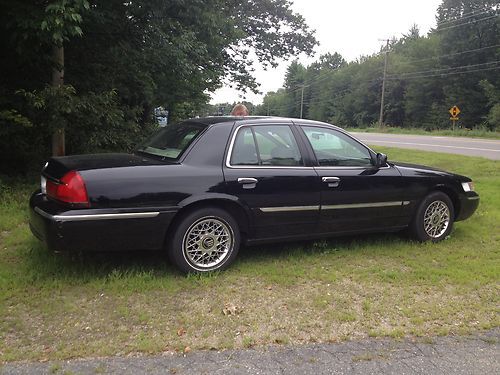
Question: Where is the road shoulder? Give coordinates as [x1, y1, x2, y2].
[2, 329, 498, 374]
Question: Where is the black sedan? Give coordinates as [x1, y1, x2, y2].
[29, 117, 479, 273]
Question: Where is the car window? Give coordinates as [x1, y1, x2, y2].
[230, 127, 259, 165]
[230, 125, 303, 166]
[136, 122, 205, 160]
[302, 126, 373, 167]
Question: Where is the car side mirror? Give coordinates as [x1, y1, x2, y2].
[375, 153, 387, 168]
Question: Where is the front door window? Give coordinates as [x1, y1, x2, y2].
[302, 127, 372, 167]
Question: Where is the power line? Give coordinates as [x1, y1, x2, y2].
[272, 31, 498, 97]
[386, 65, 500, 80]
[266, 64, 499, 115]
[435, 8, 497, 27]
[435, 13, 499, 32]
[285, 70, 343, 95]
[446, 6, 497, 18]
[398, 44, 500, 65]
[266, 75, 380, 109]
[267, 83, 376, 114]
[387, 60, 500, 78]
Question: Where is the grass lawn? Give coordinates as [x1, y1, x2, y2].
[345, 126, 500, 140]
[0, 147, 499, 363]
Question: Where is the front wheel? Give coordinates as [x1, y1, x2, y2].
[410, 192, 454, 242]
[168, 207, 240, 273]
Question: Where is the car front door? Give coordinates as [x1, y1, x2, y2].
[297, 124, 407, 234]
[223, 122, 320, 241]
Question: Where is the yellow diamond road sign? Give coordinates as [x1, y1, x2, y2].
[449, 105, 460, 118]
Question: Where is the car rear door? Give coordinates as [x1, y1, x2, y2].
[296, 124, 406, 234]
[223, 121, 320, 241]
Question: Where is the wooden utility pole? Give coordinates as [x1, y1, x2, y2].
[299, 84, 309, 119]
[378, 39, 389, 129]
[52, 45, 65, 156]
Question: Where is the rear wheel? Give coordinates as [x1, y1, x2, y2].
[168, 207, 240, 273]
[410, 191, 454, 242]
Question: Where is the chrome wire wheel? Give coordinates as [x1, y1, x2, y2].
[423, 200, 450, 238]
[182, 216, 234, 270]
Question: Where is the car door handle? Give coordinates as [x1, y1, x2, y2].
[238, 177, 258, 189]
[322, 176, 340, 187]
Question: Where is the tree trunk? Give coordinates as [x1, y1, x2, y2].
[52, 45, 65, 156]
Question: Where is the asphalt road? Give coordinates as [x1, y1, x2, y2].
[2, 330, 498, 375]
[350, 132, 500, 160]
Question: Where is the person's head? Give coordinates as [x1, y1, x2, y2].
[231, 103, 249, 116]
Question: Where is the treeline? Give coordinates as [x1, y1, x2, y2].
[255, 0, 499, 131]
[0, 0, 316, 174]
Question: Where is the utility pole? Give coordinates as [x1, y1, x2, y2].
[378, 39, 389, 129]
[299, 84, 309, 119]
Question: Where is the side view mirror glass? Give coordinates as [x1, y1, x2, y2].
[376, 153, 388, 168]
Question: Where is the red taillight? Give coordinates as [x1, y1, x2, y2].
[46, 171, 89, 207]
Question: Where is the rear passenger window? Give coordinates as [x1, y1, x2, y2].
[230, 125, 303, 167]
[230, 127, 258, 165]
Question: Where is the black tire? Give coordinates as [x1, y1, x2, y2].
[409, 191, 455, 242]
[168, 207, 240, 273]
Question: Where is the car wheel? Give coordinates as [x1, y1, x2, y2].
[410, 191, 454, 242]
[168, 207, 240, 273]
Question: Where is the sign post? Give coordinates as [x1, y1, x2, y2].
[449, 105, 460, 131]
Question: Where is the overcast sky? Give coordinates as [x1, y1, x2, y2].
[210, 0, 442, 105]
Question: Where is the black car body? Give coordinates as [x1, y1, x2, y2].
[30, 117, 479, 272]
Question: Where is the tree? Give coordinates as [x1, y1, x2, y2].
[436, 0, 499, 127]
[480, 80, 500, 130]
[257, 0, 499, 131]
[0, 0, 318, 174]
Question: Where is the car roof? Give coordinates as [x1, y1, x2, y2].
[186, 116, 267, 126]
[188, 116, 344, 131]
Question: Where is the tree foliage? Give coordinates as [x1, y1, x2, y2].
[256, 0, 499, 131]
[0, 0, 317, 173]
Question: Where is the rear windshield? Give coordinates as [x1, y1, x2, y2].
[136, 122, 205, 160]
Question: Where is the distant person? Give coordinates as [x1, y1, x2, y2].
[231, 103, 249, 116]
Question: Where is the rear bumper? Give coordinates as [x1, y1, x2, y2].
[29, 192, 178, 252]
[456, 192, 480, 222]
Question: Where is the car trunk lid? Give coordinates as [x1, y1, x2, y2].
[42, 153, 170, 180]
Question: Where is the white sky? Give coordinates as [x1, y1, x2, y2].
[210, 0, 442, 105]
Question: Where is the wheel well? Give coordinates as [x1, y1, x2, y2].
[432, 186, 460, 219]
[164, 199, 250, 247]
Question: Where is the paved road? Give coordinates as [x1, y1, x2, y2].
[2, 330, 498, 374]
[351, 132, 500, 160]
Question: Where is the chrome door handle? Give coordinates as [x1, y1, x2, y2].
[238, 178, 257, 184]
[322, 176, 340, 187]
[238, 177, 258, 189]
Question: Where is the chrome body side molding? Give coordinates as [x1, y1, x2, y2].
[34, 207, 160, 222]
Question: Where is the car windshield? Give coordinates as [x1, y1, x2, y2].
[136, 122, 205, 160]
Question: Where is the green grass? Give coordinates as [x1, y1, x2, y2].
[0, 148, 499, 363]
[345, 126, 500, 140]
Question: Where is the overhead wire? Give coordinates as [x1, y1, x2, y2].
[397, 44, 500, 65]
[434, 14, 499, 32]
[265, 9, 499, 115]
[387, 60, 500, 78]
[435, 8, 497, 27]
[386, 65, 500, 80]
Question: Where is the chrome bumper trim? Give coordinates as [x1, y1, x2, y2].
[466, 196, 480, 200]
[34, 207, 160, 222]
